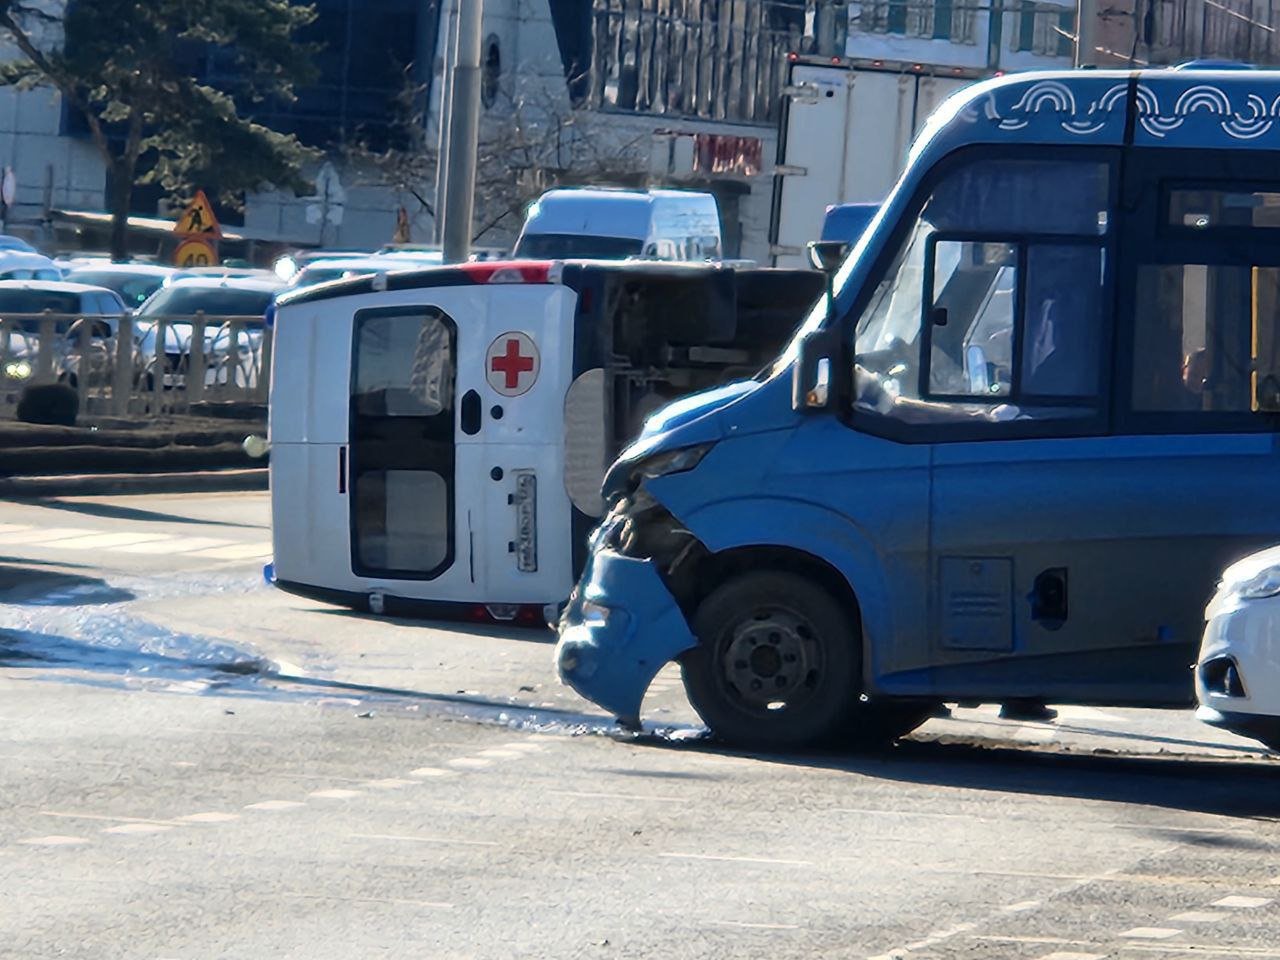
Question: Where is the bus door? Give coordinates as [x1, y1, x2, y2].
[349, 298, 480, 599]
[456, 282, 577, 605]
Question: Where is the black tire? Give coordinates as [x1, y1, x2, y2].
[680, 572, 858, 749]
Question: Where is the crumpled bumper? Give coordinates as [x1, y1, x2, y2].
[554, 549, 697, 726]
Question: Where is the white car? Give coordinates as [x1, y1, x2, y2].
[1196, 544, 1280, 750]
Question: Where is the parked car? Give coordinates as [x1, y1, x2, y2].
[1196, 544, 1280, 751]
[65, 263, 177, 309]
[0, 251, 64, 281]
[0, 280, 130, 388]
[0, 234, 38, 254]
[134, 276, 281, 391]
[272, 249, 372, 282]
[287, 256, 408, 288]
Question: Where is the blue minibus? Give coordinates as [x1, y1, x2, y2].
[555, 68, 1280, 748]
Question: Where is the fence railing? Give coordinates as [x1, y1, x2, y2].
[0, 311, 272, 419]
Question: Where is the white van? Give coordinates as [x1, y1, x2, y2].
[512, 188, 722, 262]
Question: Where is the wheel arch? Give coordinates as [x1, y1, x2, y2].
[666, 496, 894, 675]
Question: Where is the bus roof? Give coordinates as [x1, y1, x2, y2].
[917, 67, 1280, 161]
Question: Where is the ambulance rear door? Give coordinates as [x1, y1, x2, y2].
[457, 273, 577, 605]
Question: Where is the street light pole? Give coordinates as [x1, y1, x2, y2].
[433, 0, 457, 245]
[441, 0, 484, 263]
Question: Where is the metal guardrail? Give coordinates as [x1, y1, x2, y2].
[0, 310, 272, 418]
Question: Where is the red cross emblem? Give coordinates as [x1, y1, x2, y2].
[485, 331, 540, 397]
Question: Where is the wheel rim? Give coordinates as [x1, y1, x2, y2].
[715, 605, 825, 714]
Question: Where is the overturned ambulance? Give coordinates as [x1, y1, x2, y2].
[267, 260, 823, 622]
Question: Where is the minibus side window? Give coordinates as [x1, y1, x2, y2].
[1131, 264, 1254, 414]
[853, 156, 1110, 434]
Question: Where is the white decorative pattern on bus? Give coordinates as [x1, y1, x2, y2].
[967, 79, 1280, 141]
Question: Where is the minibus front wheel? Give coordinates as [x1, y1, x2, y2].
[680, 571, 925, 750]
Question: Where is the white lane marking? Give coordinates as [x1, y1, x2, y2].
[18, 835, 91, 846]
[309, 789, 363, 800]
[50, 532, 170, 551]
[553, 790, 683, 804]
[499, 742, 545, 753]
[1002, 900, 1043, 913]
[659, 852, 811, 866]
[175, 812, 239, 824]
[102, 823, 173, 835]
[350, 833, 499, 847]
[244, 800, 306, 811]
[1171, 910, 1229, 922]
[186, 542, 273, 560]
[113, 536, 231, 554]
[1036, 953, 1107, 960]
[474, 749, 524, 759]
[446, 757, 492, 769]
[40, 811, 172, 826]
[868, 922, 980, 960]
[1214, 895, 1274, 909]
[2, 527, 94, 545]
[1121, 927, 1183, 939]
[706, 920, 799, 930]
[274, 892, 454, 909]
[408, 767, 456, 778]
[361, 779, 415, 789]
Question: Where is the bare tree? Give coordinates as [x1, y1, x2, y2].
[344, 71, 650, 249]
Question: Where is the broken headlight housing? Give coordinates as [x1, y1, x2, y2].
[630, 443, 713, 485]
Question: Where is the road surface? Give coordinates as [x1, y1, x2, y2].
[2, 492, 1280, 959]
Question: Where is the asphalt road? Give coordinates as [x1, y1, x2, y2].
[3, 492, 1280, 959]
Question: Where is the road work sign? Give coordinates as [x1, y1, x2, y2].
[174, 190, 221, 237]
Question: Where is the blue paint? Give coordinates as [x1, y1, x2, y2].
[555, 549, 696, 725]
[559, 68, 1280, 725]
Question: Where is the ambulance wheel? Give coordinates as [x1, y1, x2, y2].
[681, 572, 863, 750]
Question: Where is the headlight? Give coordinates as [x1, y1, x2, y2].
[632, 443, 713, 482]
[4, 359, 31, 380]
[1230, 565, 1280, 601]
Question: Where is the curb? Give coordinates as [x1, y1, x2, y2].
[0, 468, 269, 497]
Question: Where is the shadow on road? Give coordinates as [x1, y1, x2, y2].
[664, 736, 1280, 825]
[0, 562, 136, 606]
[311, 606, 554, 643]
[17, 497, 263, 529]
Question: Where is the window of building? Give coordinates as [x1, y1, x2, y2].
[482, 35, 501, 109]
[933, 0, 954, 39]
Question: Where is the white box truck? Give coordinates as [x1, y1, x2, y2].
[769, 59, 980, 269]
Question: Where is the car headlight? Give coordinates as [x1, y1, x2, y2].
[4, 359, 32, 380]
[632, 443, 713, 482]
[1228, 564, 1280, 601]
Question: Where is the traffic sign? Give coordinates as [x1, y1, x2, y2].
[174, 190, 221, 237]
[486, 332, 540, 397]
[174, 237, 218, 268]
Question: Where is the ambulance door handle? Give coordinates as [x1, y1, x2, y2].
[460, 389, 482, 435]
[338, 446, 347, 494]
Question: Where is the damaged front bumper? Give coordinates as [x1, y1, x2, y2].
[554, 504, 698, 726]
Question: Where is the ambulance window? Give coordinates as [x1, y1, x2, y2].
[354, 308, 455, 417]
[350, 307, 456, 580]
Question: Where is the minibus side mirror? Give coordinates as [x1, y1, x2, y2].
[807, 241, 848, 274]
[792, 326, 842, 411]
